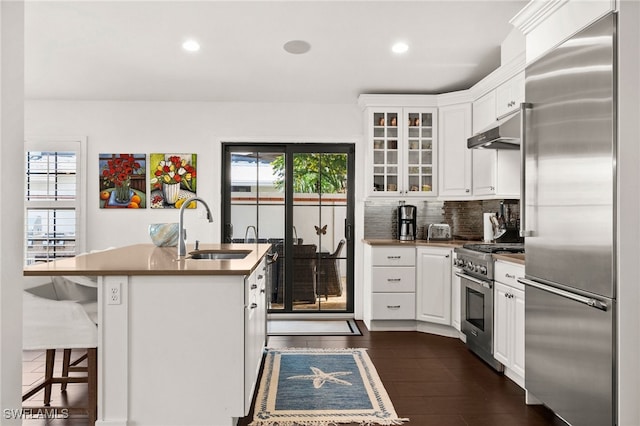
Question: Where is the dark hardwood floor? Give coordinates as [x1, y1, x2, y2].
[23, 321, 566, 426]
[239, 321, 567, 426]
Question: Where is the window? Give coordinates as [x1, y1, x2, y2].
[24, 139, 86, 265]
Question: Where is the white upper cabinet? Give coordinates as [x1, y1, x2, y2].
[472, 150, 497, 196]
[439, 103, 472, 198]
[511, 0, 615, 64]
[472, 91, 497, 135]
[495, 72, 525, 119]
[469, 56, 525, 199]
[360, 96, 438, 198]
[471, 86, 522, 199]
[473, 150, 520, 198]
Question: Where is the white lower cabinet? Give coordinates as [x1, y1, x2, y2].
[493, 260, 525, 388]
[364, 245, 416, 328]
[416, 247, 452, 325]
[371, 293, 416, 320]
[451, 253, 462, 332]
[244, 258, 267, 412]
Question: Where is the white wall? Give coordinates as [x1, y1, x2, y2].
[617, 1, 640, 424]
[25, 100, 367, 317]
[25, 101, 362, 247]
[0, 2, 24, 424]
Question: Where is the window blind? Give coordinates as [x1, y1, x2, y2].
[25, 148, 81, 265]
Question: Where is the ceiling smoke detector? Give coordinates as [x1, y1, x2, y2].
[283, 40, 311, 55]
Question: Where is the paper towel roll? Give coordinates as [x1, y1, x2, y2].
[483, 213, 494, 242]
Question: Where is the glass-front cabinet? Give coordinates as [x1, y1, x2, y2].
[364, 103, 437, 197]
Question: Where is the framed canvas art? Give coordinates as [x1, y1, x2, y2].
[99, 153, 146, 208]
[149, 153, 197, 209]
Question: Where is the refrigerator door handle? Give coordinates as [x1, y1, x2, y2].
[518, 278, 608, 311]
[520, 102, 533, 237]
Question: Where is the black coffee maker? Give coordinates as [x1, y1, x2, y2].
[397, 204, 417, 241]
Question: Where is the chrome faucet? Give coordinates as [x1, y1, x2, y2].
[244, 225, 258, 243]
[178, 197, 213, 257]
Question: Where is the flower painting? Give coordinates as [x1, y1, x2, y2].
[99, 153, 146, 208]
[149, 153, 197, 209]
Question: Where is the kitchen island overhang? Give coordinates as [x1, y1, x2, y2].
[24, 243, 271, 426]
[23, 243, 273, 277]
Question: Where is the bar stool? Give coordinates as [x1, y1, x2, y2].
[22, 292, 98, 423]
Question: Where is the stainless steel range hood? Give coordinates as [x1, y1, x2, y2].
[467, 111, 520, 150]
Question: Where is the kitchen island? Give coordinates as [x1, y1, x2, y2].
[24, 243, 272, 426]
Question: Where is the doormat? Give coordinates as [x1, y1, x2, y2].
[267, 319, 361, 336]
[249, 348, 408, 426]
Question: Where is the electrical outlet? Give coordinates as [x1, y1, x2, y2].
[108, 281, 121, 305]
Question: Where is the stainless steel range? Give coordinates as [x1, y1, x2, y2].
[454, 243, 524, 371]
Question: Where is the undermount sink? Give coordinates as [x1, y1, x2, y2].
[188, 250, 250, 260]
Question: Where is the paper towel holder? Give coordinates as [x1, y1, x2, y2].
[483, 213, 494, 242]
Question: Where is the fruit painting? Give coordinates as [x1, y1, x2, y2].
[99, 153, 147, 208]
[149, 153, 197, 209]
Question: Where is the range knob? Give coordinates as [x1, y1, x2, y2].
[479, 266, 487, 275]
[467, 261, 474, 270]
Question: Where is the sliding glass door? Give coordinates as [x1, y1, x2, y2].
[222, 143, 354, 314]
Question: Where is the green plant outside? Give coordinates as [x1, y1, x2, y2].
[271, 153, 347, 194]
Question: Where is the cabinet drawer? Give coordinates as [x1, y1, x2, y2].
[372, 267, 415, 292]
[371, 293, 416, 319]
[495, 260, 525, 290]
[372, 247, 415, 267]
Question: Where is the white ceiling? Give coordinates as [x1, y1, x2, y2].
[25, 0, 528, 103]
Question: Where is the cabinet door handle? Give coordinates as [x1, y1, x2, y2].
[465, 189, 470, 193]
[251, 284, 257, 290]
[505, 273, 516, 279]
[445, 254, 450, 258]
[249, 303, 258, 309]
[387, 256, 401, 259]
[387, 305, 401, 309]
[258, 274, 264, 280]
[387, 278, 402, 282]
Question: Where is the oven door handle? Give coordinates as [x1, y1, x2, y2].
[455, 271, 492, 289]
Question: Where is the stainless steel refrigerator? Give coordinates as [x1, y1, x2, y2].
[519, 13, 616, 426]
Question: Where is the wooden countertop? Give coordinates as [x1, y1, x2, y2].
[23, 243, 272, 276]
[364, 239, 526, 265]
[363, 238, 477, 248]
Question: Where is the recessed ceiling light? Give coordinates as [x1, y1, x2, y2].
[182, 39, 201, 52]
[392, 42, 409, 54]
[283, 40, 311, 55]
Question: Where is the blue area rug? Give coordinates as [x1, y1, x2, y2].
[249, 348, 408, 426]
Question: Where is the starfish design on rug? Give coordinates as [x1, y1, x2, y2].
[286, 366, 353, 389]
